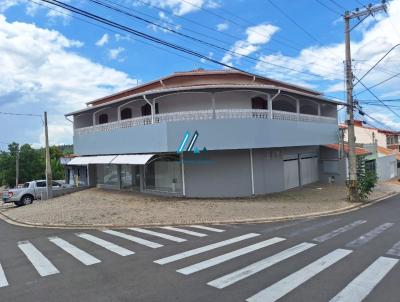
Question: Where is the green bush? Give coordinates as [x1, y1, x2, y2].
[356, 157, 378, 200]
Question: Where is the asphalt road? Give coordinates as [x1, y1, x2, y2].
[1, 194, 400, 302]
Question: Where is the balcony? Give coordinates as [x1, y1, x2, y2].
[75, 109, 336, 136]
[73, 108, 338, 156]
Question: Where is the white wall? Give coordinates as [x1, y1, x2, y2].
[157, 92, 212, 113]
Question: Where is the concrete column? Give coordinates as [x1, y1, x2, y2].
[296, 99, 300, 120]
[268, 94, 273, 119]
[181, 152, 186, 196]
[250, 149, 255, 195]
[317, 103, 321, 116]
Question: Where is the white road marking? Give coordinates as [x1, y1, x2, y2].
[49, 237, 101, 266]
[102, 230, 163, 248]
[246, 248, 352, 302]
[345, 223, 394, 249]
[330, 256, 398, 302]
[313, 220, 367, 243]
[177, 237, 285, 275]
[18, 241, 60, 276]
[288, 218, 341, 237]
[387, 240, 400, 257]
[188, 225, 225, 233]
[76, 233, 134, 256]
[208, 242, 316, 289]
[160, 227, 207, 237]
[0, 263, 9, 287]
[154, 233, 260, 265]
[128, 228, 186, 243]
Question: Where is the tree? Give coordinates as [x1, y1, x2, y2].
[356, 156, 378, 200]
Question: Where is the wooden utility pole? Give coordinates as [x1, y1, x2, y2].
[44, 111, 53, 199]
[343, 2, 387, 202]
[15, 146, 19, 188]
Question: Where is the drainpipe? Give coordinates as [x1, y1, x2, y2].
[211, 93, 216, 119]
[250, 149, 255, 195]
[269, 89, 281, 119]
[143, 95, 154, 124]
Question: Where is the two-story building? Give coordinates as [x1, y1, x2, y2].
[65, 69, 340, 197]
[341, 120, 400, 180]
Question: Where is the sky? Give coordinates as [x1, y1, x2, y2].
[1, 0, 400, 150]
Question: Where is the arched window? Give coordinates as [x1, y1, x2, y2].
[98, 113, 108, 124]
[300, 100, 318, 115]
[320, 103, 337, 118]
[121, 108, 132, 120]
[251, 96, 268, 110]
[272, 96, 297, 113]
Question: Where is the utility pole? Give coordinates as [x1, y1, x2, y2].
[15, 146, 19, 188]
[343, 1, 387, 202]
[44, 111, 53, 199]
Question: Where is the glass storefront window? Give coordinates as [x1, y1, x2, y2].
[144, 156, 182, 193]
[97, 164, 120, 189]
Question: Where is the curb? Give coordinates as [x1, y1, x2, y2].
[0, 191, 398, 230]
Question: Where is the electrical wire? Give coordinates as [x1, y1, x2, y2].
[88, 0, 340, 79]
[328, 0, 347, 11]
[314, 0, 342, 16]
[354, 43, 400, 87]
[37, 0, 344, 81]
[354, 75, 400, 119]
[354, 71, 400, 96]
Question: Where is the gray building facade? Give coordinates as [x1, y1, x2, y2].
[65, 70, 340, 197]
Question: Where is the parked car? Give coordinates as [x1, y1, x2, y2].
[2, 180, 64, 206]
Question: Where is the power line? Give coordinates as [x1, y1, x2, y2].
[38, 0, 343, 81]
[354, 70, 400, 96]
[314, 0, 342, 16]
[328, 0, 347, 11]
[89, 0, 340, 79]
[0, 112, 42, 117]
[28, 0, 218, 70]
[354, 75, 400, 119]
[266, 0, 322, 44]
[354, 43, 400, 87]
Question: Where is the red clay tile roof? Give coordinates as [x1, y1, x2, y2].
[377, 146, 400, 160]
[87, 69, 324, 107]
[325, 144, 371, 156]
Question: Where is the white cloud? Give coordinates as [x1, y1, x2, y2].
[138, 0, 217, 16]
[0, 0, 71, 23]
[222, 23, 279, 65]
[0, 15, 138, 146]
[95, 33, 109, 46]
[108, 47, 125, 61]
[216, 22, 229, 31]
[254, 0, 400, 96]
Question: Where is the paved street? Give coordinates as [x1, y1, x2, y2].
[1, 195, 400, 302]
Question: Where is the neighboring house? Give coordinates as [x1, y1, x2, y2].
[64, 69, 340, 197]
[341, 120, 400, 180]
[320, 143, 372, 184]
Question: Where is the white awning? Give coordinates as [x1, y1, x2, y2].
[68, 155, 117, 165]
[111, 154, 155, 165]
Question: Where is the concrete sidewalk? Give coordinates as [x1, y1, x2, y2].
[1, 181, 399, 228]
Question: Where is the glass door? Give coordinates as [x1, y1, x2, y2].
[120, 165, 133, 190]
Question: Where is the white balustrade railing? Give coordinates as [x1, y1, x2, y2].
[74, 109, 337, 136]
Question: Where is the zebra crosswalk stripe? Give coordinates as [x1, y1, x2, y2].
[330, 256, 398, 302]
[18, 241, 60, 276]
[177, 237, 285, 275]
[313, 220, 366, 243]
[154, 233, 260, 265]
[0, 263, 9, 288]
[188, 225, 225, 233]
[387, 240, 400, 257]
[345, 223, 394, 249]
[160, 227, 207, 237]
[76, 233, 134, 256]
[208, 242, 316, 289]
[246, 248, 352, 302]
[128, 228, 186, 243]
[49, 237, 101, 266]
[102, 230, 163, 248]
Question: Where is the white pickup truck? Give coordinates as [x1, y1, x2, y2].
[2, 180, 64, 206]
